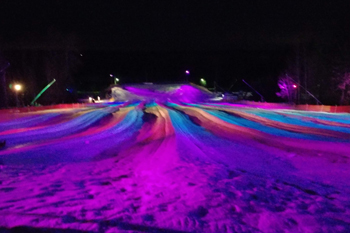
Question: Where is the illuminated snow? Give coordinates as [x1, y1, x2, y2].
[1, 89, 350, 232]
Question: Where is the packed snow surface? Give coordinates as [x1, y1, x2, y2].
[1, 100, 350, 232]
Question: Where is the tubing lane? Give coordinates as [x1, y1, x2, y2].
[0, 107, 119, 147]
[171, 104, 350, 158]
[123, 104, 178, 174]
[189, 103, 350, 138]
[0, 107, 144, 165]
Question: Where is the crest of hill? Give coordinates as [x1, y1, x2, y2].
[110, 83, 214, 102]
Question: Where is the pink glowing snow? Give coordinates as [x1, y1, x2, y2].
[1, 89, 350, 232]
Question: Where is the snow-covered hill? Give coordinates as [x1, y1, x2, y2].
[0, 101, 350, 232]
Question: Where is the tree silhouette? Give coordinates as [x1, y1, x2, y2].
[335, 72, 350, 105]
[4, 29, 82, 105]
[0, 55, 10, 108]
[276, 74, 297, 103]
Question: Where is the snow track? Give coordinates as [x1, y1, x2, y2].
[0, 102, 350, 232]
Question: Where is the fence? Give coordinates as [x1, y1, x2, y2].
[235, 101, 350, 113]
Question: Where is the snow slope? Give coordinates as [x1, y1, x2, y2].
[0, 101, 350, 232]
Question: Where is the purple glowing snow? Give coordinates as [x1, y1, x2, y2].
[1, 93, 350, 232]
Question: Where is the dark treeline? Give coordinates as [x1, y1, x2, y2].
[0, 30, 81, 107]
[1, 29, 350, 106]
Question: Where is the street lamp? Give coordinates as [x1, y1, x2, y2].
[110, 74, 119, 85]
[14, 84, 22, 91]
[200, 78, 207, 86]
[13, 84, 22, 107]
[185, 70, 190, 82]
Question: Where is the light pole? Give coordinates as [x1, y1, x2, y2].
[292, 84, 297, 104]
[242, 79, 265, 102]
[13, 84, 22, 107]
[185, 70, 190, 82]
[30, 79, 56, 106]
[286, 75, 322, 105]
[110, 74, 119, 85]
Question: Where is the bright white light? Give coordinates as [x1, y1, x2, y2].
[89, 97, 93, 102]
[115, 78, 119, 82]
[97, 96, 101, 101]
[14, 84, 22, 91]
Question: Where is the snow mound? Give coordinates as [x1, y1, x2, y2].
[111, 83, 214, 102]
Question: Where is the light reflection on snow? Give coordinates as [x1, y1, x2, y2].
[0, 91, 350, 232]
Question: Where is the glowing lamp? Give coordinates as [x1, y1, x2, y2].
[292, 84, 297, 88]
[200, 78, 207, 86]
[14, 84, 22, 91]
[185, 70, 190, 74]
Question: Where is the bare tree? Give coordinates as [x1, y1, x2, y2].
[276, 74, 297, 103]
[0, 55, 10, 108]
[4, 29, 82, 105]
[41, 30, 81, 104]
[331, 39, 350, 105]
[335, 72, 350, 105]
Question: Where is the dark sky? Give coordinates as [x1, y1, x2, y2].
[1, 1, 350, 51]
[1, 1, 350, 102]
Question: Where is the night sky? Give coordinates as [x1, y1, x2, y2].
[2, 1, 349, 50]
[1, 1, 350, 102]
